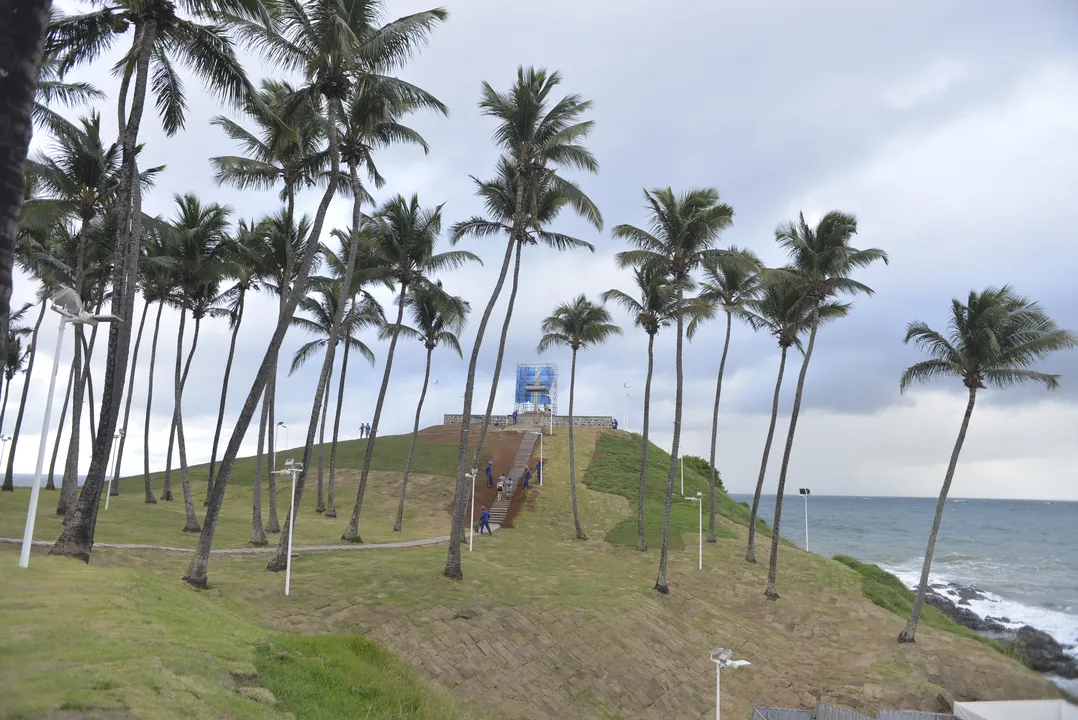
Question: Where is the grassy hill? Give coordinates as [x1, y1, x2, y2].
[0, 425, 1059, 719]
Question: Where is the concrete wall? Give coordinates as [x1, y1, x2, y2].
[442, 414, 615, 429]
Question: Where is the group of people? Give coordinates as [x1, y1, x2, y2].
[492, 409, 520, 427]
[358, 423, 371, 438]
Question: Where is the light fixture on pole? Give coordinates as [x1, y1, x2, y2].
[0, 435, 11, 471]
[20, 287, 120, 569]
[798, 488, 811, 552]
[681, 456, 684, 497]
[466, 471, 476, 552]
[688, 491, 703, 569]
[104, 429, 124, 510]
[709, 648, 751, 720]
[622, 383, 631, 432]
[274, 422, 287, 471]
[274, 458, 303, 596]
[548, 404, 553, 435]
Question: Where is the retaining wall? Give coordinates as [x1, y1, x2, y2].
[442, 414, 614, 429]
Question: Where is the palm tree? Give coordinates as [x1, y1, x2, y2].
[288, 282, 376, 512]
[688, 247, 762, 543]
[601, 265, 677, 551]
[390, 281, 468, 531]
[139, 229, 175, 502]
[451, 156, 598, 477]
[165, 193, 231, 532]
[614, 187, 735, 594]
[763, 211, 888, 599]
[340, 195, 478, 543]
[741, 282, 848, 563]
[47, 0, 262, 560]
[33, 52, 104, 136]
[445, 66, 602, 581]
[0, 304, 34, 435]
[538, 295, 621, 539]
[897, 287, 1075, 642]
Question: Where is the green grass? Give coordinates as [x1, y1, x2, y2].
[581, 432, 765, 548]
[254, 635, 470, 720]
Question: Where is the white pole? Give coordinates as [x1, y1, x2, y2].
[284, 468, 297, 596]
[539, 433, 543, 486]
[803, 493, 810, 552]
[680, 456, 684, 497]
[104, 440, 117, 510]
[20, 320, 66, 569]
[714, 662, 721, 720]
[698, 493, 703, 570]
[468, 472, 475, 552]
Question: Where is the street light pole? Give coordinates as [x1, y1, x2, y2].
[104, 429, 124, 510]
[622, 383, 631, 431]
[709, 648, 751, 720]
[681, 456, 684, 497]
[467, 471, 476, 552]
[20, 288, 120, 569]
[275, 422, 287, 472]
[799, 488, 811, 552]
[0, 435, 11, 472]
[689, 491, 703, 569]
[276, 458, 302, 596]
[539, 433, 543, 486]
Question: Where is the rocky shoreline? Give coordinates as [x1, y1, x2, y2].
[925, 581, 1078, 681]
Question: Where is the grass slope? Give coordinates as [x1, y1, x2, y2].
[582, 432, 768, 550]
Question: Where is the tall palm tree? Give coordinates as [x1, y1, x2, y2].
[340, 195, 478, 543]
[165, 193, 231, 532]
[139, 229, 175, 502]
[688, 247, 762, 543]
[0, 304, 33, 435]
[614, 187, 735, 594]
[537, 295, 621, 539]
[190, 0, 449, 586]
[741, 282, 848, 563]
[764, 211, 888, 599]
[33, 52, 104, 136]
[601, 265, 677, 552]
[445, 66, 602, 581]
[390, 281, 468, 532]
[47, 0, 263, 560]
[897, 287, 1075, 642]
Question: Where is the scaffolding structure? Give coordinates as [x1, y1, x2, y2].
[514, 363, 558, 415]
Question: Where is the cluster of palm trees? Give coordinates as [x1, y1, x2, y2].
[6, 0, 1074, 649]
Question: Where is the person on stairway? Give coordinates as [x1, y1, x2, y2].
[479, 506, 492, 535]
[523, 466, 531, 489]
[486, 460, 494, 488]
[496, 475, 505, 500]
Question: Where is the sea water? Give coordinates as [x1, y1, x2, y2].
[731, 494, 1078, 658]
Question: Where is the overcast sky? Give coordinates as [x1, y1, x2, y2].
[7, 0, 1078, 501]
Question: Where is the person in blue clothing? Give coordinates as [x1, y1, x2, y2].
[535, 459, 542, 485]
[523, 465, 531, 489]
[485, 460, 494, 488]
[512, 409, 518, 425]
[479, 505, 492, 535]
[612, 417, 618, 430]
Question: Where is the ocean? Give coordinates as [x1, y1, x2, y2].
[730, 494, 1078, 667]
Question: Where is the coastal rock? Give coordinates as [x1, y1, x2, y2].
[924, 589, 1005, 633]
[1013, 626, 1078, 679]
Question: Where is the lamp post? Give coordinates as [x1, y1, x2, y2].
[274, 422, 287, 471]
[20, 287, 120, 569]
[0, 435, 11, 472]
[798, 487, 811, 552]
[680, 456, 684, 497]
[274, 458, 302, 596]
[466, 471, 476, 552]
[688, 491, 703, 570]
[622, 383, 631, 431]
[539, 432, 543, 486]
[709, 648, 751, 720]
[104, 429, 124, 510]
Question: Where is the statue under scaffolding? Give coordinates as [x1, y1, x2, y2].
[515, 363, 558, 416]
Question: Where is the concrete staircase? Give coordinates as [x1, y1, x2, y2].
[487, 430, 540, 527]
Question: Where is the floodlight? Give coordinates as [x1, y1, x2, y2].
[51, 287, 83, 316]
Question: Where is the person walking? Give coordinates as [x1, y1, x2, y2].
[512, 409, 518, 425]
[535, 459, 542, 486]
[479, 506, 492, 535]
[485, 460, 494, 488]
[506, 476, 514, 495]
[496, 474, 506, 500]
[523, 465, 531, 489]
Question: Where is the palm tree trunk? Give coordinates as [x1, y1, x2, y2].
[899, 386, 978, 642]
[51, 20, 155, 561]
[58, 325, 85, 519]
[47, 361, 77, 491]
[342, 282, 406, 543]
[568, 347, 586, 540]
[655, 286, 686, 594]
[110, 296, 150, 496]
[636, 332, 656, 552]
[470, 240, 523, 471]
[766, 314, 820, 599]
[2, 299, 45, 492]
[173, 309, 200, 532]
[746, 345, 787, 563]
[0, 0, 50, 374]
[143, 300, 163, 502]
[264, 150, 361, 572]
[706, 311, 732, 543]
[250, 392, 269, 546]
[207, 291, 244, 502]
[162, 359, 178, 501]
[80, 302, 103, 445]
[326, 339, 350, 519]
[265, 372, 280, 533]
[395, 346, 433, 532]
[444, 236, 516, 580]
[315, 364, 332, 513]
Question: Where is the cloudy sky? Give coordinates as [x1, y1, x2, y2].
[7, 0, 1078, 501]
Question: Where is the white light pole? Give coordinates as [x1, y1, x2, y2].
[274, 422, 288, 470]
[275, 458, 302, 596]
[622, 383, 631, 431]
[467, 471, 476, 552]
[104, 429, 124, 510]
[538, 432, 543, 486]
[680, 456, 684, 497]
[0, 435, 11, 472]
[20, 287, 120, 569]
[548, 405, 553, 435]
[799, 487, 811, 552]
[709, 648, 751, 720]
[689, 491, 703, 570]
